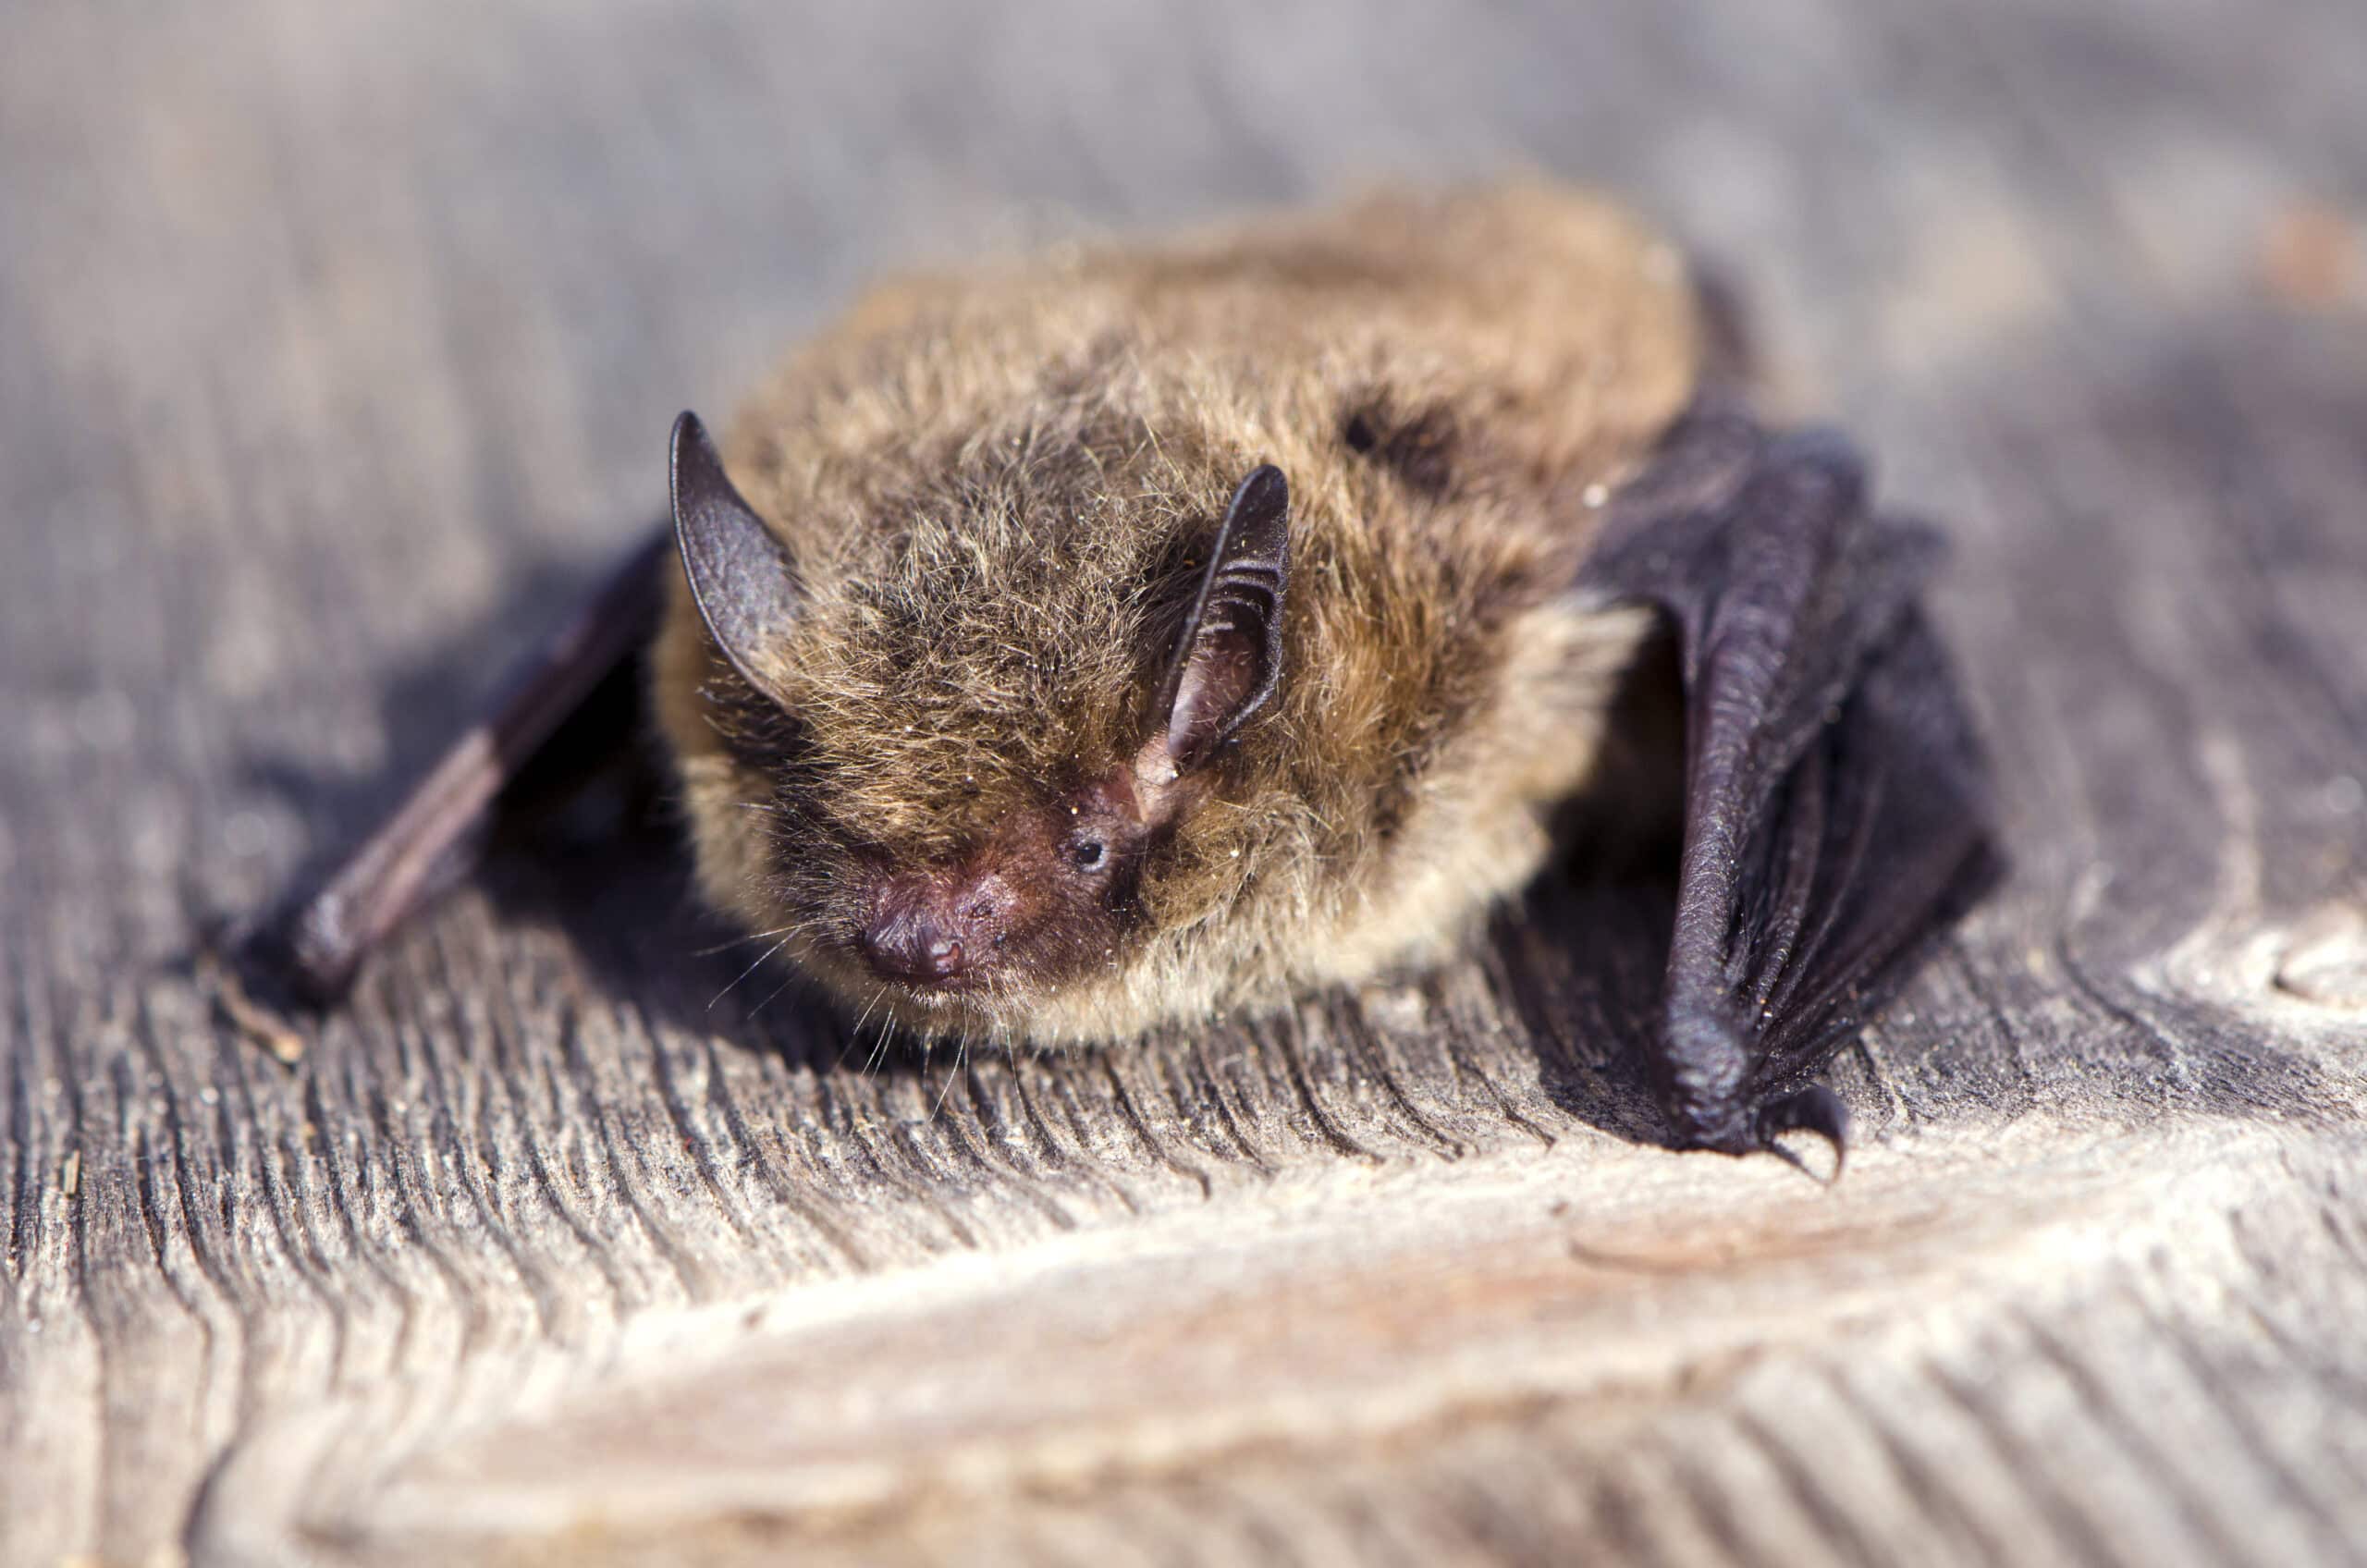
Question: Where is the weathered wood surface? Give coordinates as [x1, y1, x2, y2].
[5, 0, 2365, 1563]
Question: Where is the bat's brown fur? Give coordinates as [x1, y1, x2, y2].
[651, 183, 1706, 1044]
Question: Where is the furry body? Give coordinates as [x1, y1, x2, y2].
[242, 180, 1987, 1156]
[651, 186, 1704, 1044]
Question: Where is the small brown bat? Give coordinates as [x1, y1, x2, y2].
[242, 185, 1991, 1160]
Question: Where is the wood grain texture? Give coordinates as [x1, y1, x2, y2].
[4, 0, 2364, 1563]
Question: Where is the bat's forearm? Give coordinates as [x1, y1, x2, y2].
[246, 528, 673, 1009]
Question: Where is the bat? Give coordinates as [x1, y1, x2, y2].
[233, 185, 1992, 1163]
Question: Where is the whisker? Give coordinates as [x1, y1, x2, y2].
[708, 937, 791, 1011]
[748, 969, 802, 1021]
[690, 922, 803, 959]
[932, 1032, 970, 1119]
[857, 984, 898, 1075]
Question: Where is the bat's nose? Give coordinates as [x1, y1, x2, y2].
[859, 913, 968, 984]
[859, 876, 1003, 987]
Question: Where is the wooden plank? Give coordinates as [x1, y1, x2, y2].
[3, 0, 2363, 1562]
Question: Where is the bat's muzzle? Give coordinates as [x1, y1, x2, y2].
[858, 871, 1010, 989]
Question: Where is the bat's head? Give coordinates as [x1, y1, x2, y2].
[658, 412, 1300, 1044]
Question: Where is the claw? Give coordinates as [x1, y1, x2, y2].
[1755, 1084, 1851, 1180]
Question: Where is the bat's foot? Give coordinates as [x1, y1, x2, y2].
[1753, 1084, 1851, 1179]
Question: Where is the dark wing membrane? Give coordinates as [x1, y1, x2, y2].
[234, 525, 674, 1020]
[1579, 400, 1993, 1156]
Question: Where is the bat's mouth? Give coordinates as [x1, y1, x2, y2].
[880, 965, 995, 999]
[853, 919, 1009, 996]
[840, 957, 1035, 1041]
[807, 923, 1013, 1011]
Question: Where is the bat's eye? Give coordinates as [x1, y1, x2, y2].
[1071, 839, 1108, 872]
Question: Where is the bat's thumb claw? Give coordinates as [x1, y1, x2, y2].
[1755, 1084, 1852, 1180]
[198, 918, 318, 1066]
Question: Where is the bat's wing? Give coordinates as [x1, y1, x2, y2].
[227, 527, 673, 1037]
[1577, 398, 1993, 1162]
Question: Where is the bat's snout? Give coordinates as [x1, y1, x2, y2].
[861, 921, 967, 983]
[858, 871, 1011, 989]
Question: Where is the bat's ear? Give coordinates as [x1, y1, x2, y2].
[671, 410, 801, 702]
[1157, 463, 1292, 771]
